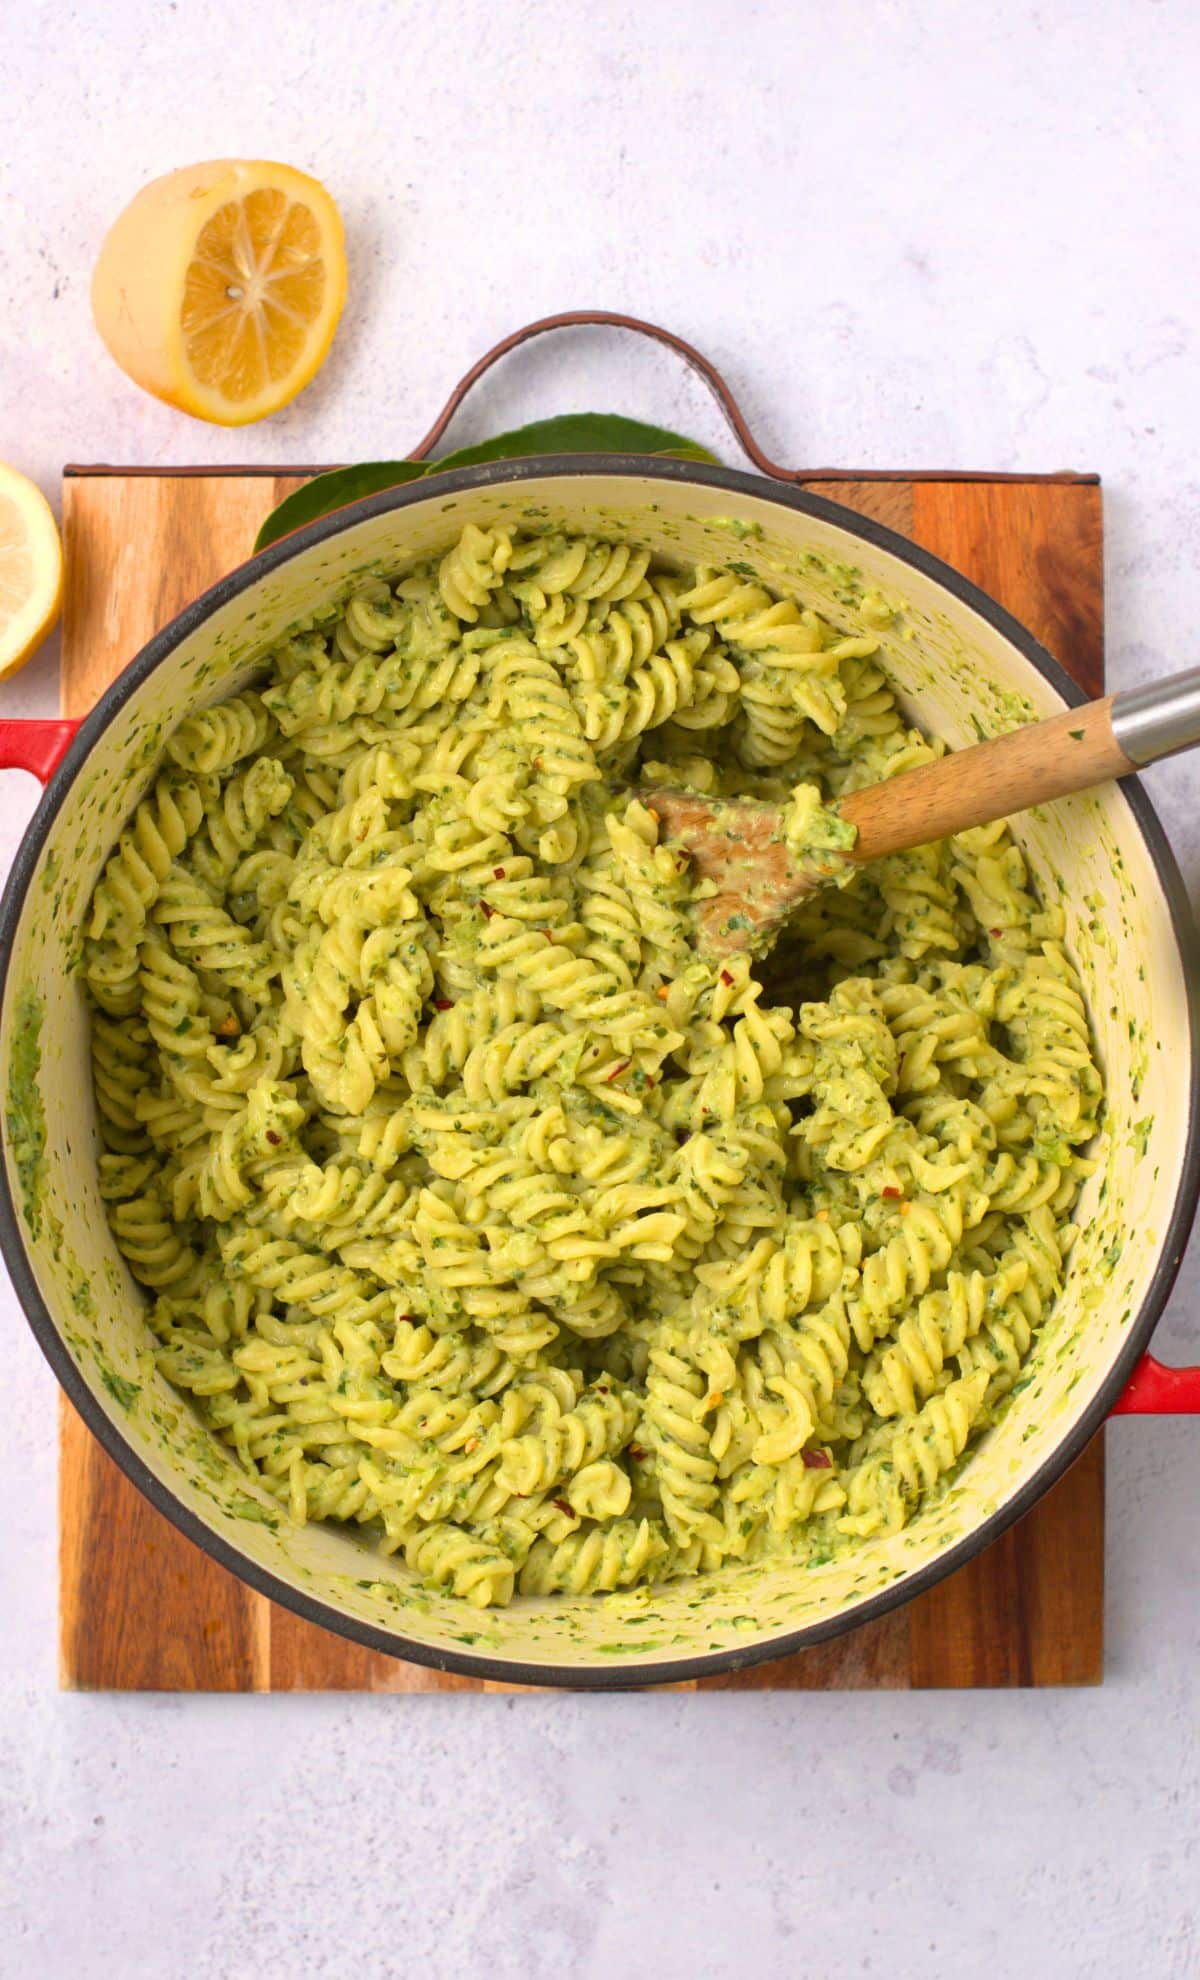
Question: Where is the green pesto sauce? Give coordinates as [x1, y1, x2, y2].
[99, 1365, 141, 1412]
[781, 782, 859, 878]
[228, 1495, 280, 1531]
[5, 986, 47, 1241]
[693, 786, 858, 951]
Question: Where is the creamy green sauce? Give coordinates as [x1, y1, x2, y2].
[5, 986, 47, 1241]
[781, 782, 858, 880]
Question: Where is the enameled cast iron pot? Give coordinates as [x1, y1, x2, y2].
[3, 318, 1198, 1688]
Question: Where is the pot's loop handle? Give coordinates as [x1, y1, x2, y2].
[0, 719, 79, 783]
[413, 312, 1100, 491]
[406, 309, 806, 480]
[410, 311, 1098, 487]
[1113, 1354, 1200, 1415]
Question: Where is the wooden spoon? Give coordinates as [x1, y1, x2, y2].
[646, 667, 1200, 952]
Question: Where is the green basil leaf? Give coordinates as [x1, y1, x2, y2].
[430, 412, 719, 472]
[255, 461, 429, 551]
[254, 413, 718, 551]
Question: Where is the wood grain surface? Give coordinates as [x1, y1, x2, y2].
[58, 466, 1106, 1693]
[839, 694, 1128, 865]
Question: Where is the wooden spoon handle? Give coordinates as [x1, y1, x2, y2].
[840, 695, 1132, 863]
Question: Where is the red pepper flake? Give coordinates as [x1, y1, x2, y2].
[216, 1014, 240, 1037]
[434, 998, 452, 1012]
[493, 867, 506, 880]
[802, 1448, 833, 1470]
[881, 1185, 902, 1200]
[480, 900, 495, 919]
[532, 756, 543, 770]
[628, 1444, 648, 1461]
[552, 1497, 573, 1516]
[541, 927, 555, 941]
[989, 927, 1003, 938]
[265, 1130, 281, 1146]
[605, 1059, 631, 1083]
[719, 969, 733, 986]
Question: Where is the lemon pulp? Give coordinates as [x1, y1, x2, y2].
[183, 189, 329, 404]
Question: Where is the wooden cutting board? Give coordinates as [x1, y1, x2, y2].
[58, 464, 1105, 1692]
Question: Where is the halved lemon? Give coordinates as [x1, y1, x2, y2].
[0, 465, 64, 680]
[91, 159, 347, 426]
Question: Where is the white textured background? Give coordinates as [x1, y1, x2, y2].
[1, 2, 1198, 1975]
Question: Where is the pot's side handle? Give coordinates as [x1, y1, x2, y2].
[0, 719, 80, 783]
[405, 308, 1098, 485]
[405, 309, 796, 476]
[1112, 1355, 1200, 1415]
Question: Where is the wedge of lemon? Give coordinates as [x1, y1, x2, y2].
[0, 465, 64, 680]
[91, 159, 347, 426]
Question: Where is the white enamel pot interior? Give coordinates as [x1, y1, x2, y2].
[2, 459, 1197, 1687]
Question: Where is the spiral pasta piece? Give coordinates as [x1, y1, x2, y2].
[165, 693, 272, 775]
[497, 1384, 638, 1497]
[153, 867, 277, 1001]
[438, 524, 513, 622]
[644, 1341, 723, 1545]
[85, 772, 211, 1013]
[189, 757, 294, 889]
[404, 1522, 516, 1607]
[837, 1371, 990, 1538]
[518, 1517, 670, 1596]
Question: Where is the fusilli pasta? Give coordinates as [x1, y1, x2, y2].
[87, 524, 1102, 1607]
